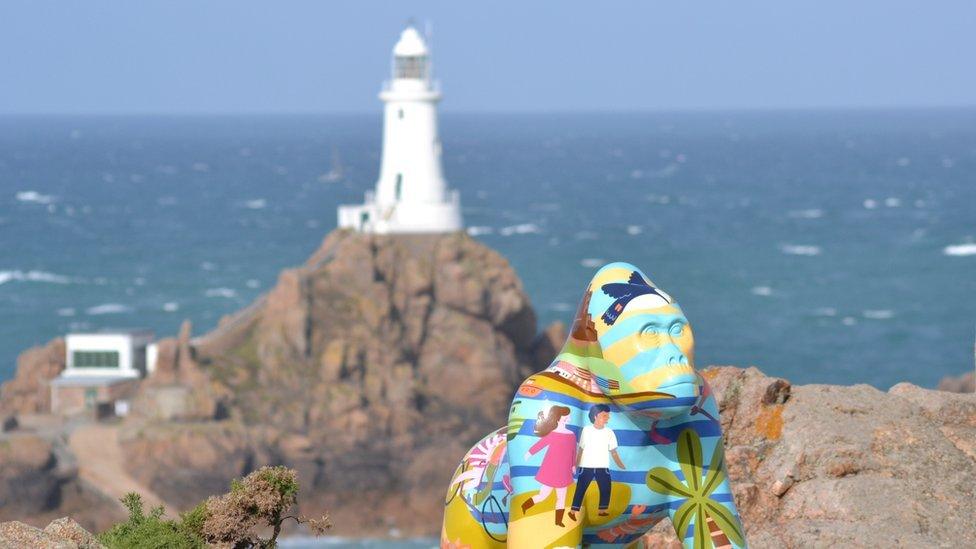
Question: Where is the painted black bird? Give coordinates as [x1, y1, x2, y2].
[600, 271, 671, 325]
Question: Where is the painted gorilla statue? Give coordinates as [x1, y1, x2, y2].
[441, 263, 746, 548]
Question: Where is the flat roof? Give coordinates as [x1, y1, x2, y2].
[67, 328, 154, 337]
[51, 375, 138, 387]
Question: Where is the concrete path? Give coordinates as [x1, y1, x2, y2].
[68, 423, 178, 517]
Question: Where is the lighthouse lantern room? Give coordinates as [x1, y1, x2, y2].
[338, 25, 463, 234]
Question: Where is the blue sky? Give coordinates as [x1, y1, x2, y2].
[1, 1, 974, 114]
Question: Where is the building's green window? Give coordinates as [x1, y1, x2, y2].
[73, 350, 120, 368]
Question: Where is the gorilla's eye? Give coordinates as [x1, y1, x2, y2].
[669, 323, 683, 337]
[638, 324, 660, 349]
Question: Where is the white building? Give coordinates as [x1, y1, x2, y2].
[50, 329, 154, 416]
[338, 25, 463, 234]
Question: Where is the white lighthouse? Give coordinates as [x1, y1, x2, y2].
[337, 25, 463, 234]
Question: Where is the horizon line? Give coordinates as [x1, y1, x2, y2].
[1, 104, 975, 118]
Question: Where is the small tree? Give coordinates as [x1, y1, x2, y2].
[202, 466, 331, 548]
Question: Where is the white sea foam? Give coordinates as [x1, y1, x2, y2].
[863, 198, 878, 209]
[57, 308, 76, 317]
[244, 199, 267, 210]
[863, 309, 894, 320]
[205, 287, 237, 298]
[841, 316, 857, 326]
[162, 302, 179, 312]
[86, 303, 134, 315]
[813, 307, 837, 317]
[15, 191, 56, 204]
[499, 223, 540, 236]
[549, 302, 573, 312]
[788, 208, 824, 219]
[246, 279, 261, 289]
[200, 261, 217, 271]
[884, 197, 901, 208]
[467, 226, 494, 236]
[0, 270, 73, 285]
[780, 244, 822, 256]
[626, 225, 643, 235]
[944, 243, 976, 257]
[580, 258, 605, 268]
[751, 286, 773, 297]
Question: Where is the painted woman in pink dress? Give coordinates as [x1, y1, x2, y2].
[520, 405, 576, 527]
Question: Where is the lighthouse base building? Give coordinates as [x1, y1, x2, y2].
[338, 25, 463, 235]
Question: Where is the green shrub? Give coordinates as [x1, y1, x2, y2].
[100, 467, 330, 549]
[98, 493, 206, 549]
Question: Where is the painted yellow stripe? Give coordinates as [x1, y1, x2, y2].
[601, 326, 695, 367]
[631, 363, 696, 391]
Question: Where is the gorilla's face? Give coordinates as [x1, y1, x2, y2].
[587, 263, 699, 401]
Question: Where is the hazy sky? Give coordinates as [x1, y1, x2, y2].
[2, 1, 974, 114]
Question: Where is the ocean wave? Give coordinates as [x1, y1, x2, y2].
[626, 225, 643, 235]
[15, 191, 56, 204]
[863, 309, 894, 320]
[751, 286, 773, 296]
[813, 307, 837, 317]
[780, 244, 822, 256]
[0, 270, 73, 285]
[944, 243, 976, 256]
[162, 302, 179, 312]
[57, 308, 76, 317]
[580, 258, 605, 268]
[788, 208, 824, 219]
[205, 287, 237, 298]
[548, 302, 573, 312]
[244, 199, 267, 210]
[86, 303, 134, 315]
[467, 226, 494, 236]
[499, 223, 540, 236]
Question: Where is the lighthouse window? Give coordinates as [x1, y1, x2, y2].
[395, 55, 427, 80]
[395, 174, 403, 200]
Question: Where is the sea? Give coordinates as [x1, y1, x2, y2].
[2, 109, 975, 395]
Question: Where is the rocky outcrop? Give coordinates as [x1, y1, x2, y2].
[0, 518, 103, 549]
[119, 230, 553, 535]
[0, 339, 65, 415]
[642, 366, 976, 547]
[938, 370, 974, 393]
[0, 431, 121, 534]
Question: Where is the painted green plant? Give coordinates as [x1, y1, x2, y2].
[646, 428, 745, 549]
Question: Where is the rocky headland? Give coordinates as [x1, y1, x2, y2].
[2, 229, 975, 546]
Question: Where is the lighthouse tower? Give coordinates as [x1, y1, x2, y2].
[338, 25, 463, 234]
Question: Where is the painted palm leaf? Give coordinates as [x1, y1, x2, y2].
[646, 428, 746, 548]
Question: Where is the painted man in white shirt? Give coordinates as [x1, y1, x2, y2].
[568, 404, 625, 520]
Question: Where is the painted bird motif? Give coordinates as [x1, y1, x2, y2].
[600, 271, 672, 325]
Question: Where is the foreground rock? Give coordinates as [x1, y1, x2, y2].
[642, 366, 976, 547]
[0, 518, 102, 549]
[121, 230, 557, 535]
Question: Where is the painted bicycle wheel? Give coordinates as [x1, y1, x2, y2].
[480, 495, 507, 543]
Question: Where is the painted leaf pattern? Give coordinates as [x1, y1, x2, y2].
[646, 428, 745, 548]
